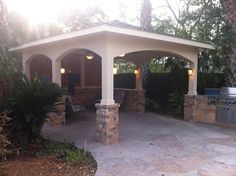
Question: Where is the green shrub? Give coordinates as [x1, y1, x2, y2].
[145, 98, 159, 112]
[66, 149, 86, 164]
[168, 92, 184, 115]
[36, 140, 92, 165]
[6, 76, 62, 147]
[36, 140, 76, 159]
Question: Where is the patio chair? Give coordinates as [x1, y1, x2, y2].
[65, 96, 86, 120]
[114, 90, 125, 105]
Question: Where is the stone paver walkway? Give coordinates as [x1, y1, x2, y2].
[42, 112, 236, 176]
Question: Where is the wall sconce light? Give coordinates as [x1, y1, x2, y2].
[113, 67, 118, 75]
[188, 68, 193, 76]
[119, 54, 125, 57]
[61, 68, 65, 74]
[86, 54, 94, 60]
[134, 69, 138, 75]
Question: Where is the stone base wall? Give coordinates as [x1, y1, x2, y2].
[184, 95, 216, 124]
[96, 103, 120, 145]
[46, 96, 66, 127]
[72, 88, 145, 112]
[116, 89, 145, 113]
[73, 88, 101, 108]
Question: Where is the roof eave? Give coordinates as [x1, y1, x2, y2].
[9, 24, 215, 51]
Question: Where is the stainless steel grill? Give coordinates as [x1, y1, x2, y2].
[216, 87, 236, 125]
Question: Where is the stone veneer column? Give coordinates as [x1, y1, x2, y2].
[95, 103, 120, 145]
[184, 95, 216, 124]
[184, 95, 196, 121]
[46, 96, 66, 127]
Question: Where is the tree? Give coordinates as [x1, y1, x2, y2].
[220, 0, 236, 86]
[0, 0, 21, 109]
[154, 0, 230, 74]
[0, 0, 8, 47]
[140, 0, 152, 30]
[59, 6, 107, 32]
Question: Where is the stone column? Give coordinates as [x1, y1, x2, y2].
[95, 103, 120, 145]
[80, 57, 85, 89]
[52, 60, 61, 86]
[96, 52, 119, 145]
[188, 62, 198, 95]
[184, 95, 196, 121]
[46, 96, 66, 127]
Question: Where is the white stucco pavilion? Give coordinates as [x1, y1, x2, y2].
[11, 23, 214, 144]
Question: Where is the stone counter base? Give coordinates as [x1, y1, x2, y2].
[184, 95, 216, 124]
[120, 89, 145, 113]
[95, 103, 120, 145]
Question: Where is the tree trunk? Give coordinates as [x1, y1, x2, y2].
[140, 0, 152, 31]
[140, 0, 153, 89]
[221, 0, 236, 86]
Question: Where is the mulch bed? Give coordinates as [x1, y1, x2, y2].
[2, 155, 95, 176]
[1, 142, 96, 176]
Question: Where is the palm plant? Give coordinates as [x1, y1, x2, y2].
[7, 76, 62, 147]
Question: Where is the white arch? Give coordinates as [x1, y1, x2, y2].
[55, 48, 102, 62]
[25, 53, 52, 64]
[114, 50, 194, 66]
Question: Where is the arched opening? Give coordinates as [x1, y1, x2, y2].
[114, 50, 193, 117]
[114, 58, 136, 89]
[59, 49, 102, 88]
[29, 55, 52, 80]
[58, 48, 102, 109]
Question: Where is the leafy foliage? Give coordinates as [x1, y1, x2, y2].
[36, 140, 77, 159]
[6, 76, 62, 147]
[36, 140, 96, 166]
[145, 99, 159, 112]
[153, 0, 230, 74]
[168, 92, 185, 115]
[66, 149, 87, 164]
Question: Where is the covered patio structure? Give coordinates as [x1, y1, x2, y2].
[12, 22, 214, 145]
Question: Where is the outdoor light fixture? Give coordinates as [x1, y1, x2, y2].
[188, 68, 193, 76]
[134, 69, 138, 75]
[113, 67, 118, 74]
[61, 68, 65, 74]
[119, 54, 125, 57]
[86, 54, 94, 60]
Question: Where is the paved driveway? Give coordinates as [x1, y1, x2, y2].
[42, 112, 236, 176]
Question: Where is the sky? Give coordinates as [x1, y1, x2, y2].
[4, 0, 180, 26]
